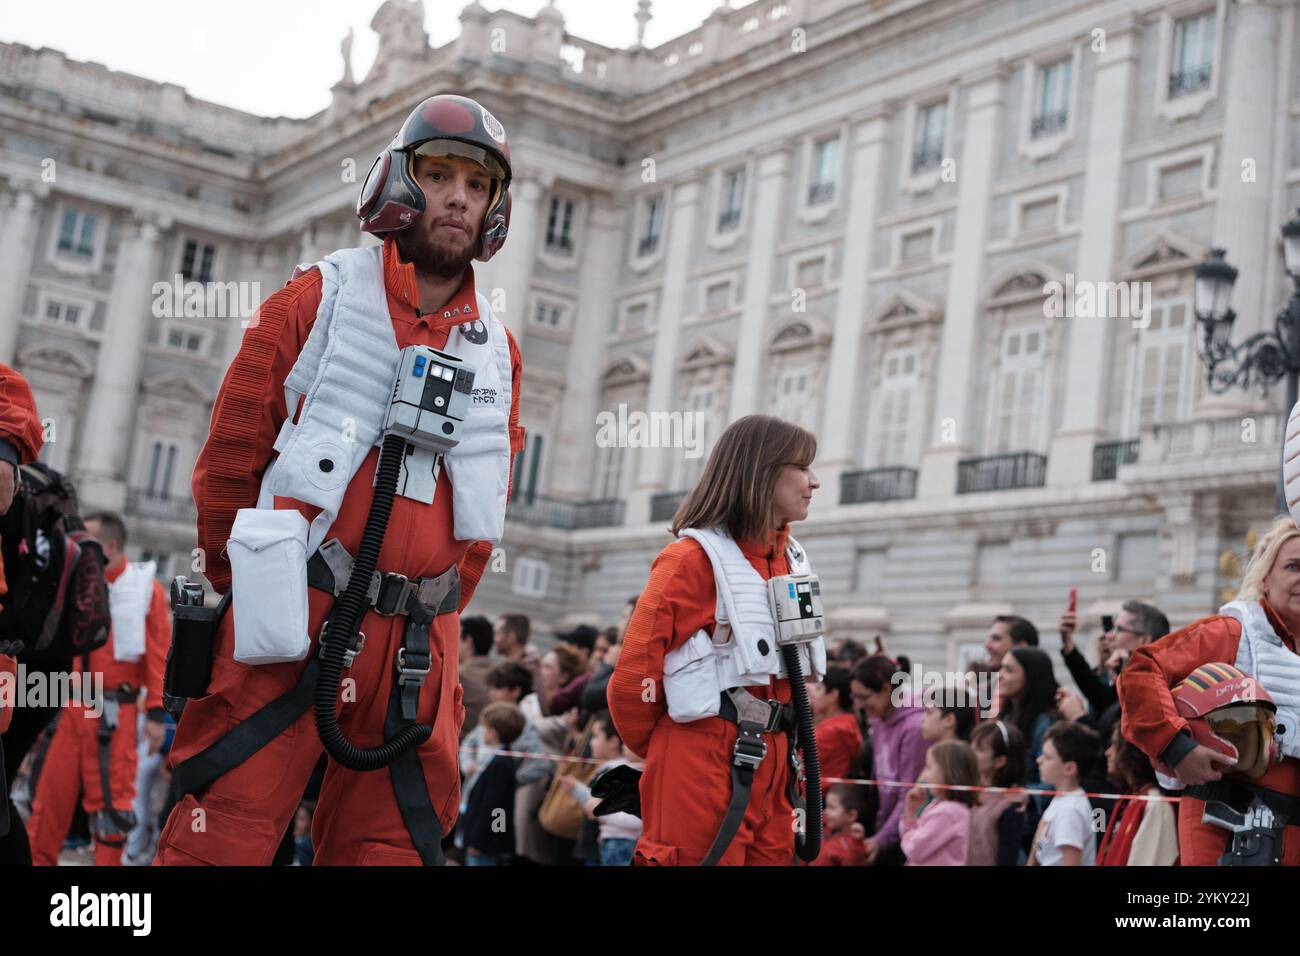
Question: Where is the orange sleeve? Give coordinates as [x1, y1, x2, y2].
[140, 579, 172, 713]
[192, 272, 323, 593]
[0, 653, 14, 733]
[457, 325, 525, 612]
[606, 538, 717, 758]
[1118, 615, 1242, 761]
[0, 362, 43, 463]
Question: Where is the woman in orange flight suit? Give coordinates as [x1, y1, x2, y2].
[607, 414, 822, 866]
[1119, 514, 1300, 865]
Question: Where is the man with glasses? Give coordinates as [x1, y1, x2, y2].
[1058, 600, 1170, 739]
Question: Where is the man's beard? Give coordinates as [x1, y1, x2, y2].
[394, 221, 478, 280]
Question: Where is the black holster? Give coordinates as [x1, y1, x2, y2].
[163, 577, 228, 718]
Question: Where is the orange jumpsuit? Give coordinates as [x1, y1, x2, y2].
[0, 361, 44, 736]
[1119, 598, 1300, 866]
[155, 237, 524, 866]
[26, 557, 170, 865]
[607, 525, 803, 866]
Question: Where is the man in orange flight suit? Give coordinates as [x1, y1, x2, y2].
[25, 513, 170, 865]
[606, 524, 803, 866]
[155, 94, 524, 866]
[0, 362, 45, 840]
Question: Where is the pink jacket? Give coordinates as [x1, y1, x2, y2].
[900, 799, 971, 866]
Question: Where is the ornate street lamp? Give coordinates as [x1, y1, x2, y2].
[1194, 209, 1300, 512]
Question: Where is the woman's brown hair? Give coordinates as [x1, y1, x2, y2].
[549, 644, 581, 684]
[928, 739, 980, 807]
[669, 414, 817, 541]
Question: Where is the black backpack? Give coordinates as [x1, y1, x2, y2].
[0, 462, 111, 663]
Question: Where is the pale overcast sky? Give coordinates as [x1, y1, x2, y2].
[0, 0, 718, 118]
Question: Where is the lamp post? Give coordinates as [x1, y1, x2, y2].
[1193, 209, 1300, 514]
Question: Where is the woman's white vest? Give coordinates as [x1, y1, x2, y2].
[108, 561, 155, 663]
[661, 527, 827, 724]
[256, 245, 513, 557]
[1221, 600, 1300, 760]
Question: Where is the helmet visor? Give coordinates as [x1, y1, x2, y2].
[413, 138, 506, 180]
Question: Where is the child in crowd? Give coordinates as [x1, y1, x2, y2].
[811, 666, 863, 789]
[813, 784, 871, 866]
[967, 719, 1028, 865]
[1097, 724, 1179, 866]
[899, 740, 978, 865]
[919, 681, 978, 744]
[567, 711, 643, 866]
[1030, 721, 1100, 866]
[461, 702, 527, 866]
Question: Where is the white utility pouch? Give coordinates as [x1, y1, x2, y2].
[227, 507, 312, 665]
[662, 629, 723, 723]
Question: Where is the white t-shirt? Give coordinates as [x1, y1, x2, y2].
[1034, 789, 1096, 866]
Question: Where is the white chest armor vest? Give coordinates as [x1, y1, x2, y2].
[258, 246, 513, 557]
[109, 561, 155, 663]
[661, 527, 827, 724]
[1222, 600, 1300, 760]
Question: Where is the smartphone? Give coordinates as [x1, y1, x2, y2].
[1101, 614, 1114, 632]
[1068, 588, 1077, 612]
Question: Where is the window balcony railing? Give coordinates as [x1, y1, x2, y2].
[637, 235, 660, 257]
[806, 181, 835, 205]
[956, 452, 1048, 494]
[506, 495, 625, 530]
[649, 490, 688, 523]
[1168, 64, 1212, 98]
[1030, 110, 1068, 138]
[840, 467, 918, 505]
[544, 235, 574, 255]
[717, 208, 742, 232]
[126, 488, 198, 524]
[1091, 439, 1139, 482]
[911, 144, 944, 173]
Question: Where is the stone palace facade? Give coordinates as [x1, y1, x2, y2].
[1, 0, 1297, 671]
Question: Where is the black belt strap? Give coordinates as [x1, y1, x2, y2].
[173, 656, 320, 799]
[385, 608, 444, 866]
[96, 705, 139, 832]
[174, 556, 458, 800]
[1186, 780, 1300, 823]
[699, 691, 794, 867]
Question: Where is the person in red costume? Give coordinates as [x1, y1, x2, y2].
[811, 666, 862, 791]
[607, 414, 824, 866]
[155, 94, 524, 866]
[0, 361, 44, 738]
[1119, 514, 1300, 865]
[25, 513, 170, 866]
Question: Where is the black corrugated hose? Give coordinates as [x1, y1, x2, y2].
[783, 644, 823, 862]
[314, 432, 431, 770]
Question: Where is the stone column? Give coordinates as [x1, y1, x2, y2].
[1046, 22, 1138, 486]
[1213, 0, 1281, 339]
[917, 67, 1006, 499]
[727, 146, 789, 419]
[0, 186, 45, 365]
[547, 199, 627, 499]
[628, 177, 703, 522]
[77, 215, 165, 511]
[483, 172, 549, 348]
[817, 109, 891, 496]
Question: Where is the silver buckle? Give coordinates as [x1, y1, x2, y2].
[395, 646, 430, 687]
[319, 629, 366, 668]
[726, 687, 783, 733]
